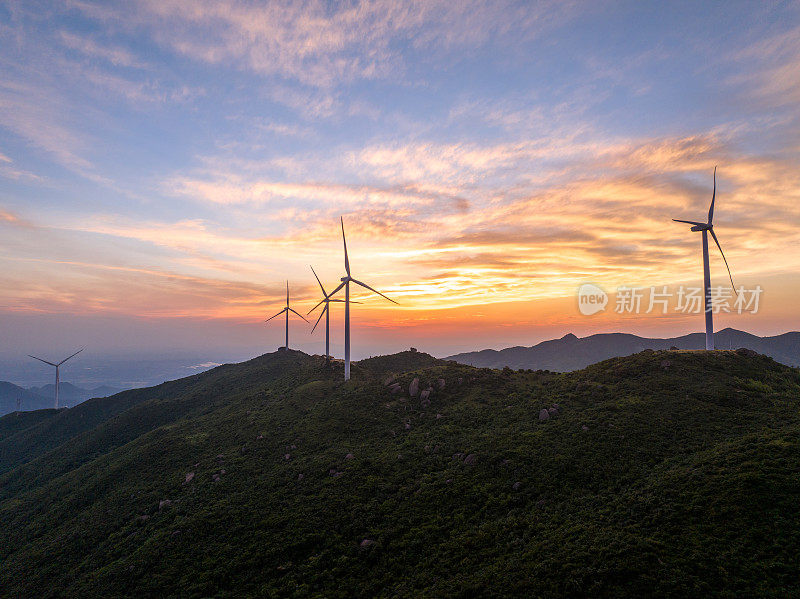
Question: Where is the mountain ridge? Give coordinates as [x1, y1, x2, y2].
[446, 327, 800, 370]
[0, 381, 122, 416]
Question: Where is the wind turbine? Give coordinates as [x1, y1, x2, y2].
[673, 167, 735, 350]
[266, 281, 308, 350]
[28, 348, 84, 409]
[307, 265, 355, 365]
[316, 217, 398, 380]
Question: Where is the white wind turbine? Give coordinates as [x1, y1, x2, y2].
[307, 265, 357, 365]
[673, 167, 735, 350]
[28, 348, 84, 409]
[266, 281, 308, 350]
[318, 217, 398, 380]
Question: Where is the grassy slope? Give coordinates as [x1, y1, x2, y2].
[0, 408, 59, 442]
[1, 349, 799, 598]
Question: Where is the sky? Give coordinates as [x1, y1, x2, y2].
[1, 0, 799, 372]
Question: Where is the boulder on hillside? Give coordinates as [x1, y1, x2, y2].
[345, 453, 354, 460]
[548, 406, 558, 416]
[420, 389, 431, 401]
[158, 499, 172, 510]
[409, 378, 420, 397]
[360, 539, 375, 548]
[463, 453, 477, 465]
[183, 472, 195, 485]
[736, 347, 759, 357]
[539, 409, 550, 422]
[438, 378, 446, 389]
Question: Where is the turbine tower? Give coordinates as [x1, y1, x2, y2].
[323, 217, 397, 380]
[266, 281, 308, 350]
[28, 348, 84, 409]
[673, 167, 735, 350]
[307, 265, 353, 365]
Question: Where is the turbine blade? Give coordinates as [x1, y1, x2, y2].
[341, 216, 350, 276]
[351, 278, 399, 304]
[327, 280, 346, 298]
[307, 298, 325, 315]
[286, 280, 289, 306]
[265, 308, 287, 322]
[307, 281, 346, 314]
[288, 307, 309, 323]
[672, 219, 706, 226]
[28, 355, 56, 367]
[708, 166, 717, 224]
[57, 348, 84, 366]
[310, 265, 327, 296]
[709, 228, 735, 289]
[311, 304, 327, 333]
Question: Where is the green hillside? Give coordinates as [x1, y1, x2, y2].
[1, 348, 799, 598]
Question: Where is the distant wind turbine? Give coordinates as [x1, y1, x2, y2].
[266, 281, 308, 350]
[307, 265, 357, 365]
[673, 167, 735, 350]
[321, 217, 398, 380]
[28, 348, 84, 409]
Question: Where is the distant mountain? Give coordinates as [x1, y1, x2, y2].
[90, 385, 122, 397]
[0, 382, 121, 416]
[0, 382, 54, 415]
[26, 382, 120, 406]
[446, 328, 800, 371]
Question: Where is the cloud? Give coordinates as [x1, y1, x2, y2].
[72, 0, 573, 88]
[59, 31, 149, 69]
[0, 79, 95, 172]
[187, 361, 222, 369]
[729, 23, 800, 107]
[0, 151, 44, 182]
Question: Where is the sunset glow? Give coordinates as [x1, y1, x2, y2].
[1, 1, 799, 359]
